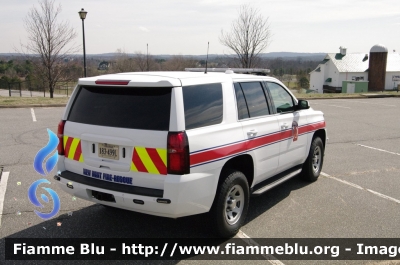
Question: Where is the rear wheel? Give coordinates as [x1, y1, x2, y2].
[301, 137, 324, 182]
[211, 171, 249, 238]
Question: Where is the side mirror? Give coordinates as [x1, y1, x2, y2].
[298, 100, 310, 110]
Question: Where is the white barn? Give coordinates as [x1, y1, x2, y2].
[310, 45, 400, 93]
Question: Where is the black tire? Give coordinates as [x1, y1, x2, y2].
[211, 171, 249, 238]
[301, 137, 324, 182]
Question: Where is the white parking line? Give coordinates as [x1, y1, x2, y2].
[321, 172, 400, 205]
[320, 172, 363, 190]
[0, 171, 10, 227]
[357, 144, 400, 156]
[30, 108, 37, 122]
[237, 230, 285, 265]
[366, 189, 400, 204]
[309, 102, 351, 109]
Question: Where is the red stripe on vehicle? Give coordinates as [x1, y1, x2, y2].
[146, 148, 167, 175]
[190, 141, 247, 166]
[191, 131, 282, 166]
[64, 137, 73, 157]
[73, 141, 82, 161]
[246, 132, 282, 150]
[280, 130, 293, 141]
[190, 121, 325, 166]
[132, 148, 148, 173]
[299, 121, 325, 134]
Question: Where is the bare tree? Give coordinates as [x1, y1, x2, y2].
[113, 50, 158, 72]
[162, 55, 197, 71]
[134, 51, 157, 71]
[219, 4, 271, 68]
[114, 49, 136, 72]
[20, 0, 77, 98]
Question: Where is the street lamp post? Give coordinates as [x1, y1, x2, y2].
[78, 8, 88, 77]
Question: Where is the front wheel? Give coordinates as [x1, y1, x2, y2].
[301, 137, 324, 182]
[211, 171, 249, 238]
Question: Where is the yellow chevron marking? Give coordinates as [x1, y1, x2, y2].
[156, 148, 167, 166]
[68, 138, 80, 160]
[79, 153, 84, 162]
[135, 147, 159, 174]
[130, 161, 138, 172]
[63, 136, 68, 149]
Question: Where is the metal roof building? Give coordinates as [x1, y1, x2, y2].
[310, 45, 400, 93]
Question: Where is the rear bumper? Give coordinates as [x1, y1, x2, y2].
[58, 171, 163, 197]
[55, 170, 217, 218]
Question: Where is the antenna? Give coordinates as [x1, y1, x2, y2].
[147, 43, 149, 71]
[205, 42, 209, 74]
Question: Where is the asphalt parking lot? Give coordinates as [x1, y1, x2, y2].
[0, 97, 399, 265]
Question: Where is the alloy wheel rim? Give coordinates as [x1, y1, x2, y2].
[224, 184, 245, 225]
[312, 146, 322, 174]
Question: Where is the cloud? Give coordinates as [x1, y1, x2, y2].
[138, 26, 149, 32]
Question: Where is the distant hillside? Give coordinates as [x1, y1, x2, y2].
[0, 53, 20, 56]
[85, 52, 326, 61]
[0, 52, 326, 61]
[260, 52, 326, 61]
[86, 54, 222, 61]
[260, 52, 326, 58]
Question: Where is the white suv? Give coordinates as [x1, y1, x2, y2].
[55, 71, 326, 237]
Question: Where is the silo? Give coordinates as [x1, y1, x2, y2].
[368, 44, 388, 91]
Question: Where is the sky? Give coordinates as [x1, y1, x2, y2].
[1, 0, 399, 56]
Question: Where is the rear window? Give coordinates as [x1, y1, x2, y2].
[68, 86, 172, 130]
[182, 83, 223, 130]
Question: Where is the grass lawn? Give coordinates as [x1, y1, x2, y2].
[0, 96, 69, 106]
[293, 91, 400, 99]
[0, 90, 398, 107]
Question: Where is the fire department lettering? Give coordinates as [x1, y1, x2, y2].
[82, 168, 133, 185]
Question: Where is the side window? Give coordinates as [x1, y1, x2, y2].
[182, 83, 223, 130]
[234, 83, 249, 120]
[239, 82, 270, 118]
[267, 82, 295, 113]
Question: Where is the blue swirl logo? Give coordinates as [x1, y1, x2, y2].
[33, 129, 59, 176]
[28, 179, 60, 219]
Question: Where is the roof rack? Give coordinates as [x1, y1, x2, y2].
[185, 68, 270, 75]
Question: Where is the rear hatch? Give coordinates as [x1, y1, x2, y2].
[63, 80, 174, 191]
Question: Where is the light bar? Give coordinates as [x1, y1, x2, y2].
[185, 68, 271, 74]
[95, 80, 130, 85]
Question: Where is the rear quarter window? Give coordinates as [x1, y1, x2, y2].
[67, 86, 172, 130]
[182, 83, 223, 130]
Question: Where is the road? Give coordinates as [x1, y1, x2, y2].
[0, 98, 399, 265]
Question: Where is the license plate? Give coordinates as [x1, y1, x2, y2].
[98, 143, 119, 160]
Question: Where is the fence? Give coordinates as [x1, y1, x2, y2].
[0, 79, 76, 97]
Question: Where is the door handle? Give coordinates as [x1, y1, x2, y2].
[247, 129, 258, 137]
[281, 123, 289, 130]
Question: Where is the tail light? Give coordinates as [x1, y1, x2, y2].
[57, 120, 66, 155]
[95, 80, 130, 85]
[167, 131, 189, 175]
